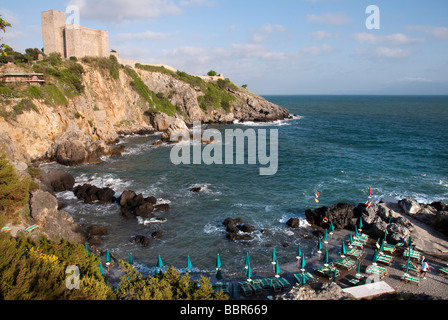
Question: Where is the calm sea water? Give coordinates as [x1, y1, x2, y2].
[46, 95, 448, 275]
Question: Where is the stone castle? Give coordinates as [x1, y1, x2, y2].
[41, 9, 109, 59]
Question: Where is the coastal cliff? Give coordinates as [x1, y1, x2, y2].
[0, 55, 290, 168]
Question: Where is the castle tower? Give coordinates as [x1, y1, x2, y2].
[41, 10, 67, 57]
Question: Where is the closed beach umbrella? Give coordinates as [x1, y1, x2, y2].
[355, 225, 359, 238]
[356, 260, 362, 277]
[317, 238, 322, 254]
[296, 244, 302, 259]
[129, 253, 133, 265]
[106, 250, 111, 263]
[383, 229, 388, 242]
[405, 259, 411, 274]
[380, 239, 385, 253]
[216, 268, 223, 283]
[324, 250, 329, 266]
[186, 256, 193, 272]
[372, 249, 378, 265]
[341, 242, 346, 257]
[99, 262, 104, 275]
[157, 255, 164, 273]
[301, 253, 306, 271]
[324, 229, 328, 243]
[216, 254, 222, 270]
[407, 236, 413, 247]
[329, 221, 334, 234]
[272, 249, 277, 265]
[85, 245, 90, 256]
[301, 273, 307, 285]
[245, 264, 253, 281]
[358, 217, 363, 231]
[245, 253, 250, 270]
[349, 234, 354, 247]
[275, 261, 281, 278]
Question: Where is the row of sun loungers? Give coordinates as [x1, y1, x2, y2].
[366, 264, 388, 279]
[314, 263, 341, 279]
[238, 277, 292, 296]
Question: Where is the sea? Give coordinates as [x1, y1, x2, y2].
[44, 95, 448, 276]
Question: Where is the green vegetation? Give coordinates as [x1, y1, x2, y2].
[0, 151, 32, 218]
[207, 70, 217, 76]
[81, 55, 120, 80]
[117, 261, 228, 300]
[0, 233, 115, 300]
[123, 66, 179, 116]
[0, 15, 11, 56]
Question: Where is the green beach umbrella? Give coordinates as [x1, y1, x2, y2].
[356, 260, 362, 277]
[358, 217, 363, 231]
[157, 255, 164, 273]
[355, 225, 359, 238]
[349, 234, 354, 246]
[341, 242, 346, 257]
[85, 245, 90, 256]
[216, 254, 222, 270]
[372, 249, 378, 265]
[380, 239, 385, 253]
[245, 263, 253, 281]
[301, 273, 307, 285]
[216, 268, 223, 282]
[405, 258, 411, 274]
[296, 244, 302, 259]
[99, 262, 104, 275]
[329, 221, 334, 234]
[324, 229, 328, 243]
[324, 250, 329, 266]
[186, 256, 193, 273]
[272, 249, 277, 265]
[317, 238, 322, 254]
[300, 253, 306, 271]
[129, 253, 133, 265]
[106, 250, 111, 262]
[245, 253, 251, 270]
[383, 229, 388, 242]
[275, 261, 281, 278]
[407, 236, 413, 247]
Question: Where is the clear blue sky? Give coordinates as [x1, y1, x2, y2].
[1, 0, 448, 95]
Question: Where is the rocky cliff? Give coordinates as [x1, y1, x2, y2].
[0, 57, 290, 168]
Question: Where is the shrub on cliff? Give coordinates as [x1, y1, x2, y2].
[0, 233, 115, 300]
[0, 151, 31, 218]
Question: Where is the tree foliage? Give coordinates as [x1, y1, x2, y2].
[0, 15, 11, 56]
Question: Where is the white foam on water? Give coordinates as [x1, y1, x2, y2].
[74, 173, 133, 195]
[233, 115, 302, 127]
[57, 191, 78, 201]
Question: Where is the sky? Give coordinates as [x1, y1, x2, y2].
[1, 0, 448, 95]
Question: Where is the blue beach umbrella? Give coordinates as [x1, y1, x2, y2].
[216, 254, 222, 270]
[186, 256, 193, 273]
[106, 250, 111, 263]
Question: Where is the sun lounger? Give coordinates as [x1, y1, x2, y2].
[314, 264, 340, 279]
[239, 281, 253, 296]
[348, 239, 364, 249]
[266, 278, 282, 292]
[249, 281, 263, 294]
[334, 257, 356, 271]
[1, 226, 11, 232]
[346, 247, 363, 259]
[24, 225, 39, 233]
[402, 262, 419, 275]
[376, 253, 393, 265]
[276, 277, 291, 289]
[213, 282, 230, 294]
[253, 278, 270, 289]
[376, 241, 397, 254]
[439, 267, 448, 277]
[294, 272, 315, 285]
[355, 234, 369, 244]
[403, 249, 420, 261]
[366, 264, 387, 279]
[401, 273, 419, 286]
[348, 274, 367, 286]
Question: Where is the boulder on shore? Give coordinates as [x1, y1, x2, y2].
[41, 169, 75, 193]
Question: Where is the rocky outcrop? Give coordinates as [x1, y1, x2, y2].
[118, 190, 160, 219]
[73, 184, 116, 204]
[223, 217, 255, 241]
[30, 189, 86, 244]
[41, 169, 75, 193]
[46, 124, 124, 166]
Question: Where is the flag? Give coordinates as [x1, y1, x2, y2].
[314, 190, 320, 203]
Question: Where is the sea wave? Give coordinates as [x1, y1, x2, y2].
[233, 115, 302, 127]
[74, 173, 133, 195]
